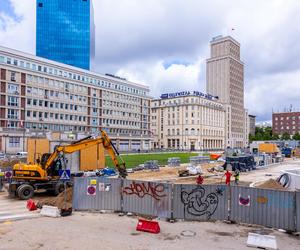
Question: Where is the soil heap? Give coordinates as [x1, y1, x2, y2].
[36, 188, 73, 209]
[256, 179, 285, 190]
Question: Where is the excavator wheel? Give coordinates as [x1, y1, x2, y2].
[17, 184, 34, 200]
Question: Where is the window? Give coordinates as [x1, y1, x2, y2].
[10, 72, 16, 81]
[38, 2, 43, 7]
[7, 109, 18, 119]
[8, 83, 19, 94]
[7, 121, 18, 128]
[9, 137, 20, 147]
[8, 96, 18, 106]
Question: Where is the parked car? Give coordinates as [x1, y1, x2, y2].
[15, 152, 28, 158]
[0, 152, 7, 161]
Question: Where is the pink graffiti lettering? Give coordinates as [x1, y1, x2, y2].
[123, 181, 166, 201]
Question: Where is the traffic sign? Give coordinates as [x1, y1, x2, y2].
[59, 170, 71, 181]
[87, 185, 96, 196]
[5, 171, 12, 179]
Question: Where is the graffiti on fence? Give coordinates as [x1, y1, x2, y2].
[181, 186, 220, 219]
[123, 181, 167, 201]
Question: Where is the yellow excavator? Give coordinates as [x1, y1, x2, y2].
[9, 130, 127, 199]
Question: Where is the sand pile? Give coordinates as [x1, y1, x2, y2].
[36, 187, 73, 209]
[256, 179, 285, 190]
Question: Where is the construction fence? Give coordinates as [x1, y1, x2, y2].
[73, 177, 300, 232]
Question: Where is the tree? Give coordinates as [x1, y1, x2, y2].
[281, 132, 291, 140]
[272, 133, 279, 140]
[292, 132, 300, 140]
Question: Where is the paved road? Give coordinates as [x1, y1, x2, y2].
[0, 191, 40, 222]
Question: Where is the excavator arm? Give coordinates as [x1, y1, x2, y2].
[43, 131, 127, 178]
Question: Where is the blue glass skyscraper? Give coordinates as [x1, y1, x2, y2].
[36, 0, 95, 70]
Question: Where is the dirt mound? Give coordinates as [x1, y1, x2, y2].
[256, 179, 285, 190]
[36, 188, 73, 209]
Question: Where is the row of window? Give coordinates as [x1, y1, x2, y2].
[0, 54, 148, 96]
[165, 128, 223, 137]
[274, 116, 300, 121]
[153, 98, 223, 109]
[27, 98, 87, 113]
[26, 111, 87, 123]
[27, 87, 87, 103]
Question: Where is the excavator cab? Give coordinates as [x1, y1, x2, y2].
[40, 153, 51, 169]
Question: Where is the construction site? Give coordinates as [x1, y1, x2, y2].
[0, 137, 300, 250]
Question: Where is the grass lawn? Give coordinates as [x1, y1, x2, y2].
[105, 152, 199, 168]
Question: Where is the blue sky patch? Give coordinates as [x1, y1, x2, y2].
[163, 60, 191, 69]
[0, 0, 22, 22]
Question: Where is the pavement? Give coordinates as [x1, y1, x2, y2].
[0, 212, 299, 250]
[0, 191, 40, 222]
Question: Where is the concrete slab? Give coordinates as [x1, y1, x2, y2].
[247, 233, 277, 250]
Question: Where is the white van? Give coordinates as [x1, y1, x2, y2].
[16, 152, 28, 158]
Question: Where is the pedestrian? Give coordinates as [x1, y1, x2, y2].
[292, 149, 296, 160]
[196, 174, 204, 185]
[224, 170, 232, 186]
[234, 170, 240, 185]
[0, 171, 4, 192]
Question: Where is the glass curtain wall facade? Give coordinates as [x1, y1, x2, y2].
[36, 0, 95, 70]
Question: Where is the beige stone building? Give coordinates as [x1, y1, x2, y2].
[0, 46, 151, 154]
[206, 35, 248, 148]
[249, 115, 256, 136]
[151, 91, 225, 150]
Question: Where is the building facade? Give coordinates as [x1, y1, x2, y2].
[36, 0, 95, 70]
[249, 115, 256, 136]
[206, 36, 247, 148]
[272, 112, 300, 136]
[151, 91, 225, 151]
[0, 46, 151, 153]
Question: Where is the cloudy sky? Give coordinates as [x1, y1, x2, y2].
[1, 0, 300, 123]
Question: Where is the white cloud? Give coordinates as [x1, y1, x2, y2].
[0, 0, 35, 53]
[116, 58, 204, 97]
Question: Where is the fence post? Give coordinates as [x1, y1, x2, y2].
[120, 178, 124, 213]
[294, 191, 297, 232]
[169, 183, 175, 222]
[228, 185, 232, 221]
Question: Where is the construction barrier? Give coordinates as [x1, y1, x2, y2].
[172, 184, 229, 221]
[72, 177, 300, 232]
[296, 192, 300, 232]
[231, 186, 295, 231]
[122, 179, 172, 218]
[73, 177, 122, 211]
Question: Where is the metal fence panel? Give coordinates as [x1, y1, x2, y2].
[73, 177, 122, 211]
[122, 179, 172, 218]
[296, 192, 300, 232]
[173, 184, 229, 221]
[230, 186, 295, 231]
